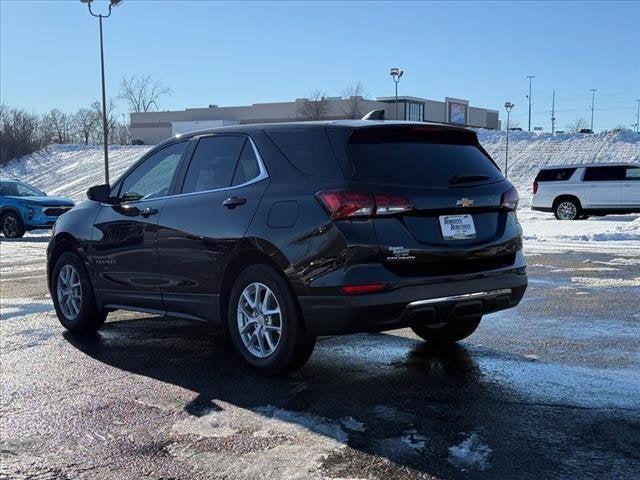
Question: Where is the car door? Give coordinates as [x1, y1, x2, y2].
[88, 140, 189, 312]
[582, 166, 624, 207]
[157, 134, 268, 322]
[620, 165, 640, 208]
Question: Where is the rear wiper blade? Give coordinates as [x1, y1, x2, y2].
[449, 174, 490, 184]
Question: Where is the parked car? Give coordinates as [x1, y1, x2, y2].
[531, 163, 640, 219]
[0, 178, 75, 238]
[47, 121, 528, 374]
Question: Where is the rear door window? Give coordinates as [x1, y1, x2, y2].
[231, 141, 262, 186]
[347, 127, 502, 187]
[267, 129, 343, 178]
[182, 136, 246, 193]
[583, 166, 625, 182]
[535, 168, 576, 182]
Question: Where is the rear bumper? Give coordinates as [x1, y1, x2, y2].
[298, 260, 527, 336]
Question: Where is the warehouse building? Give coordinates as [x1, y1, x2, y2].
[129, 95, 500, 145]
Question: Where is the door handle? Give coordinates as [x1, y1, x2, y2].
[222, 197, 247, 209]
[140, 207, 159, 218]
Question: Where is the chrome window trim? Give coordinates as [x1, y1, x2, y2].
[407, 289, 512, 308]
[112, 136, 269, 205]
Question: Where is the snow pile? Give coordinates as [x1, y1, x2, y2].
[0, 144, 151, 202]
[477, 129, 640, 191]
[520, 211, 640, 247]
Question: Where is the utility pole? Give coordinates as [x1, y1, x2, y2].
[589, 89, 597, 132]
[635, 100, 640, 134]
[551, 90, 556, 134]
[526, 75, 535, 131]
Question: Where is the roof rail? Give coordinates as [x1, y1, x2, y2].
[362, 109, 385, 120]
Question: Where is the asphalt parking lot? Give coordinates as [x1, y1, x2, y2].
[1, 235, 639, 479]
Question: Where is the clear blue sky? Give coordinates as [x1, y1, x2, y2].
[1, 0, 638, 131]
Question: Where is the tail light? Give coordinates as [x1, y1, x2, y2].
[532, 181, 538, 194]
[500, 186, 519, 211]
[316, 190, 414, 220]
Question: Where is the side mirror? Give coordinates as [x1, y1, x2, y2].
[87, 184, 113, 203]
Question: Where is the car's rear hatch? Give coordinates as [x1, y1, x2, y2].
[332, 124, 521, 276]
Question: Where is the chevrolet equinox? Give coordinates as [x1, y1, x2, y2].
[48, 121, 528, 374]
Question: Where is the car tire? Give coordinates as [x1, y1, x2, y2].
[554, 199, 580, 220]
[227, 264, 316, 375]
[411, 316, 481, 344]
[52, 252, 107, 333]
[1, 212, 25, 238]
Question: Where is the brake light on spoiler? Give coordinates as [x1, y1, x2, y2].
[316, 190, 414, 220]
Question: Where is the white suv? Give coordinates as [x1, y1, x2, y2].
[531, 163, 640, 220]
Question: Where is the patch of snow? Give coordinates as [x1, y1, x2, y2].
[0, 297, 53, 321]
[448, 432, 492, 471]
[340, 416, 365, 432]
[570, 276, 640, 288]
[254, 405, 349, 443]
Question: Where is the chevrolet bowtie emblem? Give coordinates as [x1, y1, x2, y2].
[456, 198, 474, 207]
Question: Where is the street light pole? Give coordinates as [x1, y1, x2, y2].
[635, 99, 639, 134]
[390, 68, 404, 120]
[504, 102, 514, 178]
[526, 75, 534, 132]
[83, 0, 122, 185]
[589, 88, 597, 132]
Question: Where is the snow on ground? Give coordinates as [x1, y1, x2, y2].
[1, 129, 638, 252]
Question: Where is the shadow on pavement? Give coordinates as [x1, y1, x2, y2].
[63, 315, 638, 479]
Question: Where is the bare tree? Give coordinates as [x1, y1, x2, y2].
[73, 108, 97, 145]
[297, 90, 330, 120]
[566, 117, 590, 133]
[42, 109, 73, 144]
[119, 74, 172, 113]
[342, 82, 367, 119]
[91, 99, 118, 144]
[0, 106, 42, 165]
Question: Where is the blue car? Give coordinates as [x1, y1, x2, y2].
[0, 178, 74, 238]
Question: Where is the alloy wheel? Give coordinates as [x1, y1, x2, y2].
[57, 264, 82, 320]
[236, 282, 282, 358]
[557, 201, 577, 220]
[2, 215, 18, 237]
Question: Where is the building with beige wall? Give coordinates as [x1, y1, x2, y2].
[129, 95, 500, 145]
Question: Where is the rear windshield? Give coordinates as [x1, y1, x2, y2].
[535, 168, 577, 182]
[347, 127, 503, 187]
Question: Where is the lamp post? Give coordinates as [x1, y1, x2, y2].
[390, 68, 404, 120]
[81, 0, 123, 185]
[589, 88, 597, 132]
[504, 102, 514, 178]
[526, 75, 534, 131]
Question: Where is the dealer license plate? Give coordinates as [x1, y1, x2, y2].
[439, 214, 477, 240]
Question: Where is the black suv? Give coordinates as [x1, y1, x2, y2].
[47, 121, 527, 374]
